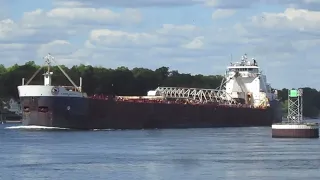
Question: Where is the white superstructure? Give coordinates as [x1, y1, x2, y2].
[148, 53, 277, 108]
[223, 54, 277, 108]
[17, 54, 87, 98]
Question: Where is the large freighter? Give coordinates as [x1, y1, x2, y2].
[18, 54, 282, 130]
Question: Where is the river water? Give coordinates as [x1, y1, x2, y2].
[1, 123, 319, 180]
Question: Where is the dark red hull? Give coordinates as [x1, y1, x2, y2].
[20, 96, 282, 130]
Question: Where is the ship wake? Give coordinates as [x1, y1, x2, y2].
[5, 125, 70, 131]
[91, 129, 114, 131]
[5, 125, 115, 131]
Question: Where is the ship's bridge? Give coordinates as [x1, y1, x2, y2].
[226, 55, 260, 78]
[222, 54, 277, 108]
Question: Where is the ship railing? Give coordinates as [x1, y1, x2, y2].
[229, 62, 257, 67]
[60, 86, 80, 92]
[89, 94, 110, 100]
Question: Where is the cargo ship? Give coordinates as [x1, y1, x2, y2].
[17, 53, 282, 130]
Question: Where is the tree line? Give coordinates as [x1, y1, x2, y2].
[0, 61, 319, 118]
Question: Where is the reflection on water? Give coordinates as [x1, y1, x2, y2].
[1, 122, 320, 180]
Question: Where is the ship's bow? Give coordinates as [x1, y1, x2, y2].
[18, 85, 89, 129]
[20, 96, 53, 126]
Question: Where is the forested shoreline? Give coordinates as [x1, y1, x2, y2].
[0, 61, 319, 118]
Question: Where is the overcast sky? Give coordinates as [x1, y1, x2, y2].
[1, 0, 320, 89]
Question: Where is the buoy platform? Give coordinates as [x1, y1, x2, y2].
[272, 123, 319, 138]
[272, 88, 319, 138]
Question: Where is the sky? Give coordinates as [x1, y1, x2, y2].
[1, 0, 320, 90]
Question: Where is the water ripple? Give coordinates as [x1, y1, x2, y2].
[1, 123, 320, 180]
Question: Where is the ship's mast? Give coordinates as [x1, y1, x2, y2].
[43, 54, 53, 86]
[23, 53, 82, 92]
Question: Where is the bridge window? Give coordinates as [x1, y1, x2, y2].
[228, 68, 258, 72]
[237, 68, 248, 71]
[248, 68, 258, 73]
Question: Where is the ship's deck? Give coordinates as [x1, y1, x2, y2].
[88, 94, 267, 109]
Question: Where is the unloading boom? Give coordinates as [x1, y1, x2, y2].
[153, 87, 237, 104]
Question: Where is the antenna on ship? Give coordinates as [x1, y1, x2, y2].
[23, 53, 82, 92]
